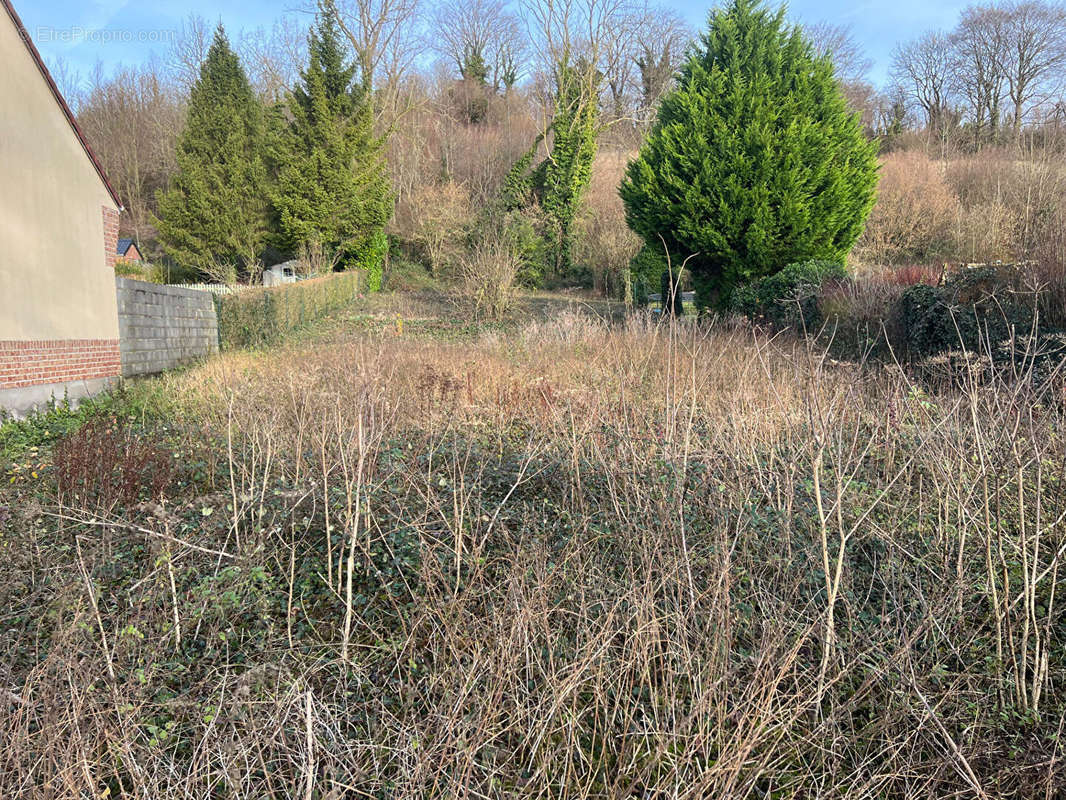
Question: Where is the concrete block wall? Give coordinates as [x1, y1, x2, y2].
[116, 277, 219, 377]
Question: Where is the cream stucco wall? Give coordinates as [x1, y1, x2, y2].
[0, 8, 120, 342]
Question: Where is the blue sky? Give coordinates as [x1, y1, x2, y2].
[15, 0, 971, 89]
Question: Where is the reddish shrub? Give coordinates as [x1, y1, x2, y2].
[54, 418, 174, 510]
[875, 264, 945, 287]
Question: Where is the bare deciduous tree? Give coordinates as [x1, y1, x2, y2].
[597, 2, 641, 123]
[44, 55, 85, 112]
[807, 22, 878, 130]
[806, 22, 873, 86]
[432, 0, 525, 91]
[331, 0, 424, 121]
[633, 6, 691, 127]
[240, 16, 309, 103]
[522, 0, 626, 89]
[897, 1, 1066, 144]
[522, 0, 636, 143]
[874, 84, 914, 140]
[166, 14, 211, 93]
[997, 0, 1066, 137]
[593, 2, 691, 129]
[891, 31, 956, 136]
[950, 4, 1010, 142]
[78, 65, 184, 251]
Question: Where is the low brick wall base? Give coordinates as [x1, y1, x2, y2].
[0, 339, 121, 389]
[0, 339, 120, 416]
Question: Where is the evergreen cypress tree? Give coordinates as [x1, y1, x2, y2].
[619, 0, 879, 309]
[156, 26, 268, 277]
[272, 2, 392, 273]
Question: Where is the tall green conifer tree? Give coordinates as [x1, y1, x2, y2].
[156, 26, 268, 277]
[620, 0, 879, 308]
[272, 2, 392, 273]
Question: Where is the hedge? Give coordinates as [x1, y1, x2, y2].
[899, 266, 1036, 359]
[215, 271, 363, 349]
[732, 262, 1062, 373]
[732, 260, 847, 330]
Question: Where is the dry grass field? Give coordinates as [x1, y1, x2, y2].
[1, 292, 1065, 798]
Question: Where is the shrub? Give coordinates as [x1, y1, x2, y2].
[944, 152, 1018, 207]
[53, 418, 174, 510]
[941, 266, 1036, 350]
[733, 260, 847, 329]
[620, 0, 878, 309]
[382, 255, 439, 293]
[1011, 160, 1066, 317]
[629, 244, 666, 307]
[897, 266, 1039, 358]
[944, 152, 1066, 271]
[113, 258, 148, 278]
[453, 231, 522, 321]
[147, 260, 200, 285]
[896, 283, 945, 358]
[874, 264, 945, 287]
[215, 271, 363, 349]
[388, 90, 540, 210]
[352, 230, 388, 292]
[114, 258, 180, 285]
[955, 201, 1019, 263]
[734, 260, 1054, 365]
[856, 151, 960, 264]
[201, 258, 241, 287]
[818, 274, 907, 360]
[395, 181, 474, 274]
[498, 206, 551, 288]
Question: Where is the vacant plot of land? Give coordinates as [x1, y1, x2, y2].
[1, 293, 1064, 798]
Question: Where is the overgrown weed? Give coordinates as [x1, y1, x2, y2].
[2, 302, 1065, 797]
